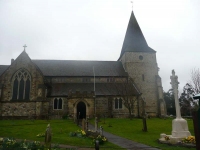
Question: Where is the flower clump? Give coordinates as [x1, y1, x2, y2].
[0, 138, 44, 150]
[36, 133, 45, 137]
[164, 135, 196, 144]
[165, 136, 170, 141]
[69, 129, 107, 145]
[182, 136, 196, 144]
[92, 135, 107, 144]
[0, 138, 61, 150]
[69, 130, 87, 138]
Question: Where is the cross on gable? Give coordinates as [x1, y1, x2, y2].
[23, 44, 27, 51]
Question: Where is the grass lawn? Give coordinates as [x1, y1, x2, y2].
[95, 117, 195, 150]
[0, 118, 196, 150]
[0, 119, 120, 149]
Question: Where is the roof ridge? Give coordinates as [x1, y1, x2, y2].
[32, 59, 119, 62]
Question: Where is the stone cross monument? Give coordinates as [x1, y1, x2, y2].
[170, 70, 191, 142]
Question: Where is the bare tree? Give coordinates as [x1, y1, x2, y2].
[179, 68, 200, 114]
[105, 78, 141, 119]
[191, 68, 200, 94]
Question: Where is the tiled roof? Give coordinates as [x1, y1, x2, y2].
[0, 65, 9, 76]
[50, 83, 140, 96]
[32, 60, 128, 77]
[119, 11, 155, 59]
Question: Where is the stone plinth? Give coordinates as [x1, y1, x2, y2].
[172, 118, 191, 137]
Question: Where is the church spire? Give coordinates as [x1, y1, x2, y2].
[119, 11, 155, 60]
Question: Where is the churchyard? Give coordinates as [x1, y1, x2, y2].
[0, 117, 196, 150]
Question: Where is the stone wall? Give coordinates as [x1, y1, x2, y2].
[48, 97, 68, 118]
[1, 102, 36, 117]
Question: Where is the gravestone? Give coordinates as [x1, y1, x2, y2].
[86, 117, 89, 131]
[82, 118, 86, 131]
[95, 117, 98, 132]
[77, 112, 80, 126]
[100, 126, 103, 136]
[45, 124, 52, 149]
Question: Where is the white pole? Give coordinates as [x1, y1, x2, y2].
[93, 66, 96, 116]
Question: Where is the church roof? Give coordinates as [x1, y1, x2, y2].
[119, 11, 155, 59]
[32, 60, 128, 77]
[0, 60, 128, 77]
[0, 65, 9, 76]
[50, 83, 140, 96]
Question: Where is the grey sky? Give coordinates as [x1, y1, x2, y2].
[0, 0, 199, 92]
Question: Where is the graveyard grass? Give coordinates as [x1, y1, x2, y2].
[0, 118, 196, 150]
[96, 117, 195, 150]
[0, 119, 119, 149]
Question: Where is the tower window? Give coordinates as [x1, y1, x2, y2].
[114, 98, 123, 109]
[12, 68, 31, 100]
[139, 55, 143, 60]
[54, 98, 63, 109]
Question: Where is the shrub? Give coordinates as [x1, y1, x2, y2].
[0, 138, 44, 150]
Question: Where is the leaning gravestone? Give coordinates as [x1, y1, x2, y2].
[45, 124, 52, 149]
[100, 126, 103, 136]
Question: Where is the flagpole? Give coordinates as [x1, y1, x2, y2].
[93, 66, 96, 116]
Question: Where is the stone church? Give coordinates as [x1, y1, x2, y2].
[0, 11, 166, 119]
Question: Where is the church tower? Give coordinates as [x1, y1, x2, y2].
[119, 11, 166, 116]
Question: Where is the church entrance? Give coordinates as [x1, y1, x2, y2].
[77, 101, 86, 119]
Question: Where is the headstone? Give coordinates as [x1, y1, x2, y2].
[45, 124, 52, 149]
[95, 117, 98, 132]
[95, 140, 99, 150]
[82, 118, 86, 131]
[100, 126, 103, 136]
[142, 100, 147, 132]
[86, 117, 89, 131]
[170, 70, 191, 142]
[77, 112, 80, 126]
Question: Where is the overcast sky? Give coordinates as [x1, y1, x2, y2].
[0, 0, 199, 93]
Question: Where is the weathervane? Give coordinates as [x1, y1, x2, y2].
[131, 1, 133, 11]
[23, 44, 27, 51]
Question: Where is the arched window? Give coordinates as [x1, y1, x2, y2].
[12, 68, 31, 100]
[54, 98, 63, 109]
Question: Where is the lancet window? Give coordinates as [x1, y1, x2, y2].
[54, 98, 63, 109]
[114, 98, 122, 109]
[12, 68, 31, 100]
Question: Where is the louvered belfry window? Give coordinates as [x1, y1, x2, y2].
[12, 68, 31, 100]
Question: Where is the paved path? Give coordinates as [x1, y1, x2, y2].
[88, 124, 160, 150]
